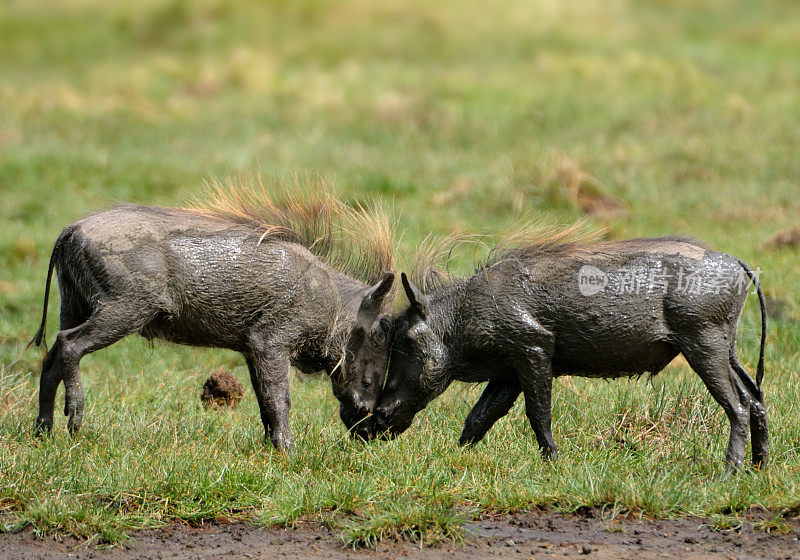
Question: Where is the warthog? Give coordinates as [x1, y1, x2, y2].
[374, 236, 768, 468]
[30, 183, 396, 450]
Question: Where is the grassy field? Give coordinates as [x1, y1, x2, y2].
[1, 0, 799, 545]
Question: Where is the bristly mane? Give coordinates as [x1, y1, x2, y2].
[191, 174, 395, 284]
[483, 218, 604, 266]
[407, 232, 474, 294]
[409, 218, 603, 294]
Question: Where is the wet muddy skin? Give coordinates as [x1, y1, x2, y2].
[2, 510, 798, 559]
[32, 204, 396, 451]
[376, 238, 768, 469]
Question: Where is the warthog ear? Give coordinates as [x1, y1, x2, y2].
[401, 272, 429, 317]
[362, 272, 395, 309]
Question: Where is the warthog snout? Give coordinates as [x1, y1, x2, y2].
[339, 402, 375, 440]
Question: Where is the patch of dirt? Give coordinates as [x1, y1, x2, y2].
[765, 226, 800, 250]
[200, 368, 244, 409]
[2, 510, 798, 560]
[556, 155, 629, 221]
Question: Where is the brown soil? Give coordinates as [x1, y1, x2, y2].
[2, 510, 798, 560]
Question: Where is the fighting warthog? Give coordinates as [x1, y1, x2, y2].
[30, 181, 396, 450]
[374, 235, 768, 468]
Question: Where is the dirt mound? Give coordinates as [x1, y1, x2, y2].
[200, 369, 244, 409]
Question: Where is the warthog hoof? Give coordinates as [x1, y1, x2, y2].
[34, 416, 53, 437]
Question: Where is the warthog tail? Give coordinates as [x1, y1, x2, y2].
[738, 259, 766, 388]
[28, 226, 74, 354]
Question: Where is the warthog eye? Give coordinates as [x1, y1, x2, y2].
[369, 316, 393, 345]
[371, 326, 387, 346]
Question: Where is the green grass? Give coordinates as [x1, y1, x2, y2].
[2, 0, 800, 546]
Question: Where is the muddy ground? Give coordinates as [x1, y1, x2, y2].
[2, 509, 798, 560]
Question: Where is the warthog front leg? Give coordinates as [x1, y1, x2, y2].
[517, 348, 558, 460]
[245, 344, 293, 452]
[459, 379, 521, 446]
[502, 313, 557, 460]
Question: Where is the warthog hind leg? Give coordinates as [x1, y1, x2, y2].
[677, 329, 755, 469]
[729, 351, 769, 467]
[50, 302, 153, 434]
[35, 281, 90, 435]
[36, 341, 64, 435]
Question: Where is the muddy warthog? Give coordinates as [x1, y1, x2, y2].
[31, 182, 396, 450]
[374, 235, 768, 468]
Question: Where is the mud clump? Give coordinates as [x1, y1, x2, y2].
[201, 369, 244, 409]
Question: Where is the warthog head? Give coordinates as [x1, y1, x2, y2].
[373, 273, 447, 437]
[335, 271, 396, 439]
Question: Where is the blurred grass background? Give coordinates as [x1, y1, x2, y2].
[1, 0, 799, 543]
